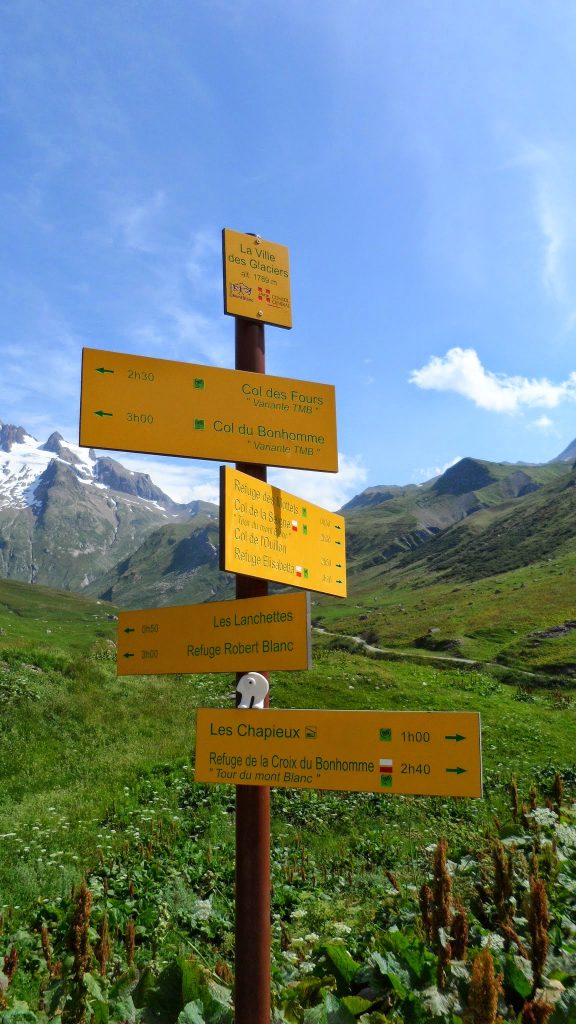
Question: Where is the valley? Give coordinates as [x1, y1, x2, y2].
[0, 421, 575, 1021]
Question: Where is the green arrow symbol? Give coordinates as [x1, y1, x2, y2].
[94, 410, 113, 418]
[445, 734, 466, 742]
[123, 627, 135, 634]
[96, 367, 114, 374]
[123, 652, 135, 659]
[446, 767, 467, 775]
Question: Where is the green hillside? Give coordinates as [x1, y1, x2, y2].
[0, 578, 117, 651]
[85, 516, 233, 608]
[0, 569, 574, 1021]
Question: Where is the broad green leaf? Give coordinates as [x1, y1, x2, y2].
[340, 993, 374, 1013]
[177, 1002, 206, 1024]
[302, 1005, 327, 1024]
[325, 992, 356, 1023]
[420, 986, 459, 1019]
[321, 943, 360, 993]
[84, 971, 106, 1003]
[132, 966, 156, 1010]
[143, 961, 185, 1022]
[503, 955, 532, 999]
[44, 979, 66, 1017]
[370, 953, 408, 999]
[178, 959, 232, 1024]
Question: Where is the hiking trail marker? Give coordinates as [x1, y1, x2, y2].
[220, 465, 347, 597]
[223, 228, 292, 329]
[195, 709, 483, 798]
[79, 347, 337, 471]
[117, 593, 311, 675]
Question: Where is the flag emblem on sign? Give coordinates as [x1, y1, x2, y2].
[295, 566, 303, 577]
[291, 520, 298, 532]
[379, 759, 393, 774]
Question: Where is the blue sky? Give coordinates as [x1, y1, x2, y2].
[1, 0, 576, 509]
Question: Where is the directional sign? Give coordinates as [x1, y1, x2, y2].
[220, 466, 347, 598]
[79, 348, 337, 472]
[195, 709, 482, 797]
[117, 593, 311, 675]
[222, 229, 292, 329]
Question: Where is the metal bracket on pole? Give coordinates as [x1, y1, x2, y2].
[236, 671, 269, 709]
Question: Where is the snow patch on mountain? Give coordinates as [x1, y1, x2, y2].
[0, 428, 160, 510]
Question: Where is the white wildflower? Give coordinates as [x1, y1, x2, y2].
[555, 823, 576, 848]
[193, 898, 212, 922]
[530, 808, 557, 827]
[291, 908, 307, 920]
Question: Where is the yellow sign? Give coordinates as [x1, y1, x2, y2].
[195, 709, 482, 797]
[79, 348, 337, 471]
[220, 467, 347, 598]
[117, 593, 311, 675]
[222, 229, 292, 329]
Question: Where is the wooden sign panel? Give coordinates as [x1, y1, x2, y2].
[222, 228, 292, 329]
[220, 466, 347, 598]
[117, 593, 311, 674]
[79, 348, 337, 472]
[195, 709, 483, 797]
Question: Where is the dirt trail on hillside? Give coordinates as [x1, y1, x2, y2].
[312, 627, 538, 677]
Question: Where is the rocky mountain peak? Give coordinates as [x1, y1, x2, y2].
[0, 423, 30, 452]
[41, 432, 65, 454]
[94, 456, 174, 506]
[431, 457, 497, 497]
[552, 437, 576, 463]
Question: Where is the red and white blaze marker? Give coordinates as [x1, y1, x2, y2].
[379, 758, 393, 775]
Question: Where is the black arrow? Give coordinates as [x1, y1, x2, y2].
[446, 767, 467, 775]
[445, 734, 466, 742]
[94, 410, 113, 418]
[123, 627, 135, 634]
[123, 652, 135, 659]
[335, 525, 342, 531]
[96, 367, 114, 374]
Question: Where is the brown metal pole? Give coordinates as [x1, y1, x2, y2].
[234, 315, 271, 1024]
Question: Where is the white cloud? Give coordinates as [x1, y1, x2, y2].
[94, 451, 367, 512]
[112, 191, 168, 254]
[111, 454, 220, 505]
[412, 456, 462, 485]
[528, 415, 558, 434]
[410, 347, 576, 412]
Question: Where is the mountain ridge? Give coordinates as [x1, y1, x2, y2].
[0, 416, 575, 607]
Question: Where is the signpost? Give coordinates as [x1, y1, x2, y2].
[220, 465, 347, 597]
[223, 228, 292, 329]
[78, 226, 482, 1024]
[79, 347, 337, 471]
[117, 593, 311, 675]
[195, 709, 482, 798]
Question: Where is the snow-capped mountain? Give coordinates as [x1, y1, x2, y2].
[0, 420, 217, 593]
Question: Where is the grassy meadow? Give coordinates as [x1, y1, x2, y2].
[0, 577, 575, 1022]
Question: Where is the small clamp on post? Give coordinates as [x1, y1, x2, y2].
[236, 671, 269, 709]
